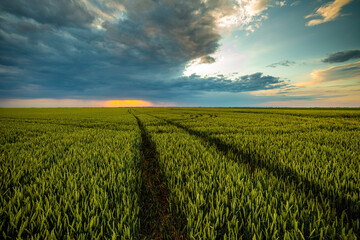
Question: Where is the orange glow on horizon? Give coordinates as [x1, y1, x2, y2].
[104, 100, 153, 107]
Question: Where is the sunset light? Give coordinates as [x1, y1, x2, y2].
[1, 0, 360, 238]
[1, 0, 359, 107]
[104, 100, 153, 107]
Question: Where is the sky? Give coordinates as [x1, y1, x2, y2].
[0, 0, 359, 107]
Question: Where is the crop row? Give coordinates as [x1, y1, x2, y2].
[143, 108, 360, 220]
[136, 111, 359, 239]
[1, 108, 359, 239]
[1, 109, 141, 239]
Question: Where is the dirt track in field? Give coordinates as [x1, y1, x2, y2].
[131, 112, 184, 240]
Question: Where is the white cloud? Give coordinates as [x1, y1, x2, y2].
[248, 0, 272, 14]
[215, 0, 271, 33]
[306, 0, 353, 26]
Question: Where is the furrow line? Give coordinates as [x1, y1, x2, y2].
[150, 114, 360, 225]
[131, 112, 184, 239]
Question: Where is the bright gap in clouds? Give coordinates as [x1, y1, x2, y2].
[104, 100, 153, 107]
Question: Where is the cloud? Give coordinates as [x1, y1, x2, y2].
[305, 0, 353, 26]
[290, 1, 301, 7]
[322, 50, 360, 63]
[0, 69, 287, 101]
[275, 1, 287, 7]
[261, 84, 360, 107]
[301, 61, 360, 86]
[248, 0, 272, 14]
[199, 56, 216, 64]
[0, 0, 276, 102]
[266, 60, 296, 68]
[169, 72, 286, 92]
[0, 0, 94, 27]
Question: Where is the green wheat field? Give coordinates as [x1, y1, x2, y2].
[1, 108, 359, 239]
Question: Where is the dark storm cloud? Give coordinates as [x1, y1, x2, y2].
[170, 73, 285, 92]
[0, 0, 94, 27]
[0, 0, 285, 101]
[322, 50, 360, 63]
[100, 0, 224, 65]
[266, 60, 296, 68]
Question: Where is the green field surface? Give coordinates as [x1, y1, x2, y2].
[1, 108, 359, 239]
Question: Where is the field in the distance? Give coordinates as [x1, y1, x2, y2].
[1, 108, 359, 239]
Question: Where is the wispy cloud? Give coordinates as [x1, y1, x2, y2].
[322, 50, 360, 63]
[305, 0, 353, 26]
[301, 61, 360, 86]
[266, 60, 296, 68]
[253, 60, 360, 107]
[257, 79, 360, 107]
[261, 95, 360, 107]
[290, 1, 301, 7]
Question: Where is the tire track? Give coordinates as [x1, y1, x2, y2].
[131, 112, 184, 239]
[149, 114, 360, 226]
